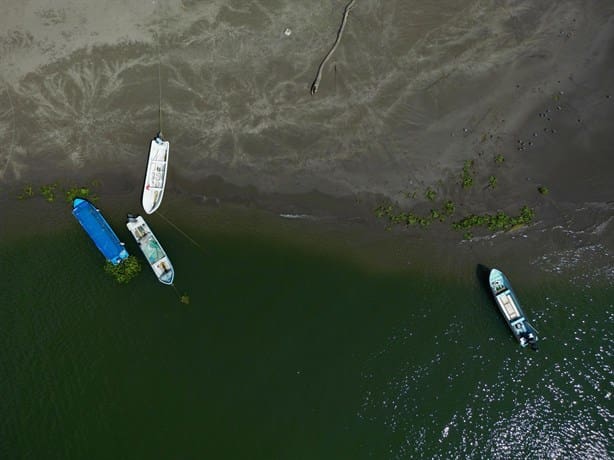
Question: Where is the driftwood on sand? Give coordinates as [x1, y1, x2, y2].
[310, 0, 356, 95]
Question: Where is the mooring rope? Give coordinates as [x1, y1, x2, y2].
[310, 0, 356, 95]
[157, 211, 203, 250]
[153, 0, 163, 136]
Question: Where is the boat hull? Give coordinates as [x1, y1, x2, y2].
[72, 198, 129, 265]
[489, 268, 538, 349]
[141, 134, 169, 215]
[126, 215, 174, 285]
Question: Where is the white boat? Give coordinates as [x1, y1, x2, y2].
[142, 133, 169, 214]
[126, 214, 174, 285]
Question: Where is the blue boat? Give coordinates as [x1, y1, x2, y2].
[489, 268, 539, 350]
[72, 198, 129, 265]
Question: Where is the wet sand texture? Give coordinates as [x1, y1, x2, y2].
[1, 0, 613, 211]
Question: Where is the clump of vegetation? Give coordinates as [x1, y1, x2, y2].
[104, 256, 142, 284]
[461, 160, 474, 188]
[65, 186, 97, 203]
[537, 186, 549, 195]
[452, 206, 535, 232]
[425, 188, 437, 201]
[40, 183, 58, 202]
[463, 231, 473, 240]
[180, 294, 190, 304]
[494, 153, 505, 164]
[17, 185, 34, 200]
[443, 200, 455, 216]
[488, 176, 498, 189]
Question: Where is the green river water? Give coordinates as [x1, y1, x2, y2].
[0, 209, 611, 459]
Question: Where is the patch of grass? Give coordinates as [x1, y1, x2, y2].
[425, 187, 437, 201]
[461, 160, 474, 188]
[488, 175, 497, 189]
[104, 255, 142, 284]
[40, 183, 59, 202]
[443, 200, 455, 216]
[17, 184, 34, 200]
[537, 186, 549, 195]
[452, 206, 535, 232]
[463, 231, 473, 240]
[494, 153, 505, 164]
[65, 186, 98, 203]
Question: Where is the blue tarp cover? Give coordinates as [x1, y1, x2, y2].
[72, 198, 129, 265]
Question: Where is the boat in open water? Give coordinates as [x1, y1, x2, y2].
[142, 133, 169, 214]
[72, 198, 129, 265]
[489, 268, 538, 350]
[126, 215, 174, 285]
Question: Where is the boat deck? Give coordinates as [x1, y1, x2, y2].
[496, 292, 521, 321]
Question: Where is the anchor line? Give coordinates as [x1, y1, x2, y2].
[156, 212, 204, 251]
[156, 30, 163, 136]
[153, 0, 163, 137]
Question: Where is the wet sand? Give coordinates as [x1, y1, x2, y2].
[1, 0, 613, 271]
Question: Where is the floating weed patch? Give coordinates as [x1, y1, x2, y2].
[104, 256, 142, 284]
[40, 183, 59, 202]
[17, 184, 34, 200]
[65, 186, 98, 203]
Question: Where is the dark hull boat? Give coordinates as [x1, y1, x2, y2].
[489, 268, 539, 350]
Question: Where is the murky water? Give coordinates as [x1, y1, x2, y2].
[0, 207, 612, 458]
[1, 1, 613, 457]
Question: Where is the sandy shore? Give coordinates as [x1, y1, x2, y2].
[1, 0, 613, 277]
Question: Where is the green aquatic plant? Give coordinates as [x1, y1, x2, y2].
[17, 184, 34, 200]
[452, 206, 535, 232]
[494, 153, 505, 164]
[488, 175, 497, 189]
[104, 256, 142, 284]
[40, 183, 58, 202]
[65, 186, 98, 203]
[374, 204, 393, 218]
[443, 200, 455, 216]
[461, 160, 474, 189]
[425, 187, 437, 201]
[538, 186, 549, 195]
[180, 294, 190, 305]
[463, 231, 473, 240]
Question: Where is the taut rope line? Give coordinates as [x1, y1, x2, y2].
[157, 211, 203, 250]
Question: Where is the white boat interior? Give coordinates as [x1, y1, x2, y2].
[126, 215, 174, 285]
[142, 136, 170, 215]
